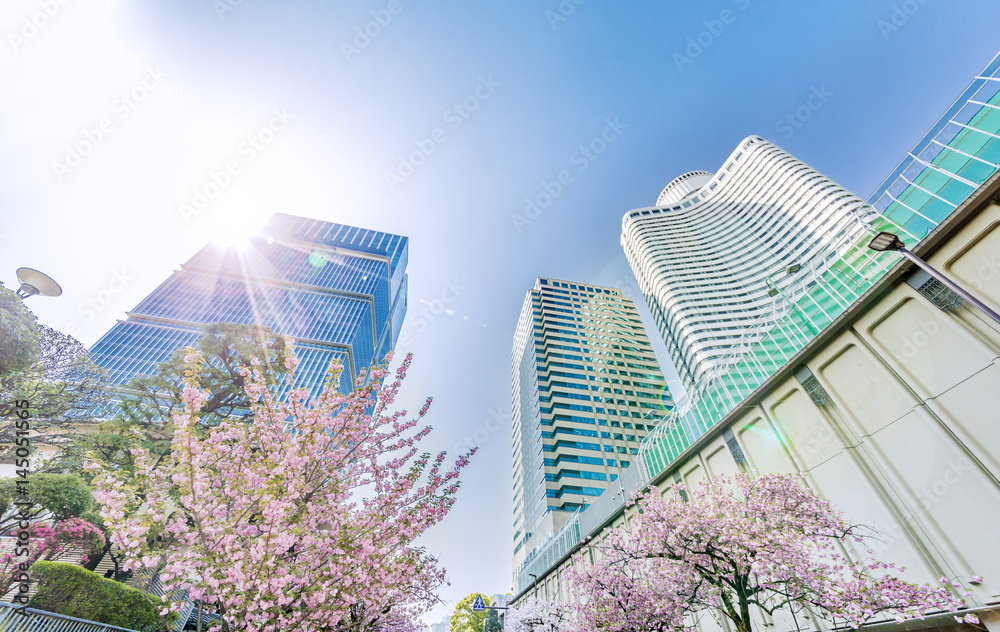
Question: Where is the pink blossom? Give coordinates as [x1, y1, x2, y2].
[566, 473, 979, 632]
[90, 350, 472, 632]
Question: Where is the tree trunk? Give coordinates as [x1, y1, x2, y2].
[737, 592, 753, 632]
[83, 539, 112, 572]
[720, 590, 752, 632]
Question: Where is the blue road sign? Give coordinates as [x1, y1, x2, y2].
[472, 596, 486, 612]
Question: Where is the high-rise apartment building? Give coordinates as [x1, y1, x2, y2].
[621, 136, 871, 390]
[511, 277, 673, 571]
[90, 213, 408, 397]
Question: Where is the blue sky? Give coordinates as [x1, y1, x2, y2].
[2, 0, 999, 624]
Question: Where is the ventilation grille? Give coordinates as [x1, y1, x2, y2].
[672, 471, 688, 502]
[800, 375, 830, 406]
[916, 277, 964, 311]
[722, 428, 746, 465]
[795, 366, 830, 406]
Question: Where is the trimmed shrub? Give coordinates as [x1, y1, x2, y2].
[29, 561, 178, 632]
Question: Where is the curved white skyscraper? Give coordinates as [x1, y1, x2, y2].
[622, 136, 871, 390]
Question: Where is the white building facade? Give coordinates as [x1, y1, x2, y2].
[622, 137, 871, 390]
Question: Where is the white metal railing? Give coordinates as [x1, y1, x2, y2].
[124, 570, 192, 632]
[0, 602, 140, 632]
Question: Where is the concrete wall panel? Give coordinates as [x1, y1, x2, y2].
[769, 388, 844, 470]
[737, 414, 797, 474]
[819, 343, 915, 437]
[706, 443, 741, 477]
[868, 297, 994, 397]
[866, 409, 1000, 597]
[931, 363, 1000, 475]
[807, 450, 935, 581]
[946, 217, 1000, 314]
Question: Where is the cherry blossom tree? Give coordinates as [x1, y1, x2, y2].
[566, 473, 979, 632]
[506, 598, 572, 632]
[89, 349, 474, 632]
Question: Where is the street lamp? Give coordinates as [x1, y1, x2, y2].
[867, 231, 1000, 326]
[643, 409, 665, 425]
[14, 267, 62, 299]
[765, 264, 802, 297]
[528, 573, 538, 599]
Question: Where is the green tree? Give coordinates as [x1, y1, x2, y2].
[0, 324, 111, 472]
[48, 323, 294, 580]
[484, 606, 502, 632]
[0, 473, 95, 533]
[0, 282, 40, 377]
[451, 593, 491, 632]
[59, 323, 293, 481]
[116, 322, 292, 454]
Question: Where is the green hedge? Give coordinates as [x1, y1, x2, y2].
[29, 561, 179, 632]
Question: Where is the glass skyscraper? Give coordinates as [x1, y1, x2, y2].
[510, 277, 673, 573]
[90, 213, 408, 397]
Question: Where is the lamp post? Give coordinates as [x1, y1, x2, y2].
[13, 268, 62, 299]
[528, 573, 538, 599]
[867, 231, 1000, 326]
[765, 264, 802, 298]
[643, 409, 665, 426]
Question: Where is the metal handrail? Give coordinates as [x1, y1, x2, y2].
[0, 602, 140, 632]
